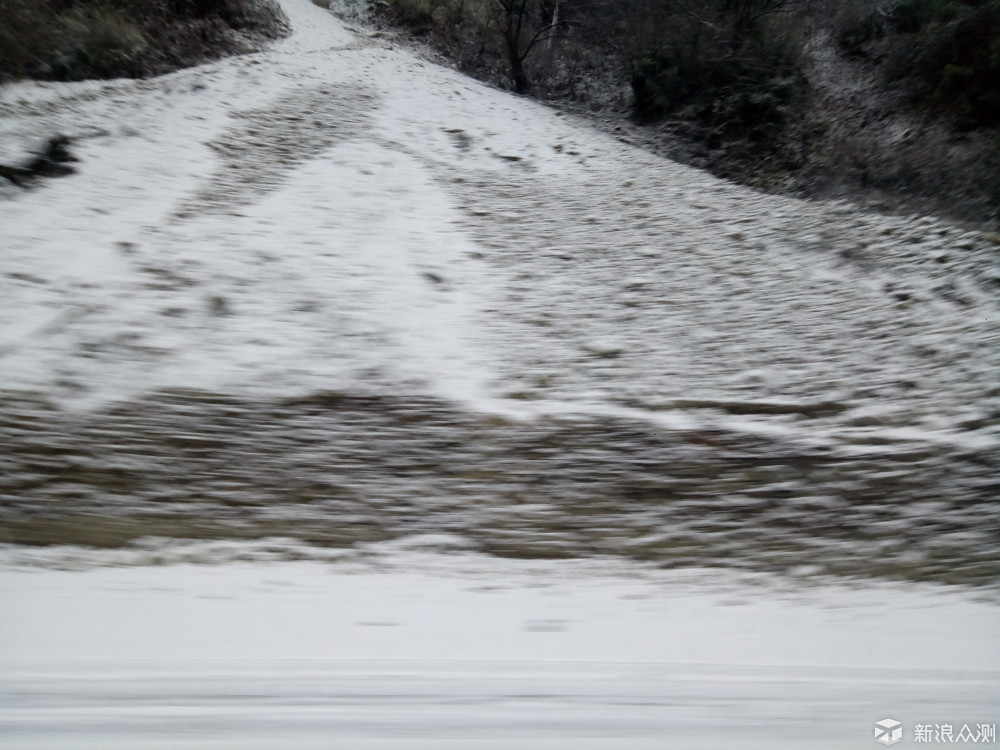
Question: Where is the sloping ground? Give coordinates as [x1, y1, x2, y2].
[2, 390, 998, 586]
[1, 0, 998, 586]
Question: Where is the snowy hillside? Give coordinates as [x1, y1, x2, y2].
[1, 0, 998, 578]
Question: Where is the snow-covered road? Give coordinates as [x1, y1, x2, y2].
[2, 546, 999, 749]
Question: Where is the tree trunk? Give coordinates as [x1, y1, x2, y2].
[547, 0, 560, 54]
[504, 25, 531, 93]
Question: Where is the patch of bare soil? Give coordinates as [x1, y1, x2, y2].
[2, 389, 998, 587]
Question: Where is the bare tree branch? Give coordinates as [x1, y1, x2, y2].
[520, 19, 576, 61]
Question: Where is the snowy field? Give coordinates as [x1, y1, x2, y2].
[1, 0, 999, 745]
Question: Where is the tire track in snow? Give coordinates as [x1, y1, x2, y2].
[177, 83, 379, 216]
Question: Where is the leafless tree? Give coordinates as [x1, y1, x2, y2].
[494, 0, 573, 93]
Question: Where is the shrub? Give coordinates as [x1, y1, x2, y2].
[380, 0, 488, 32]
[0, 0, 58, 79]
[44, 6, 150, 80]
[0, 0, 289, 82]
[830, 0, 1000, 127]
[900, 0, 1000, 127]
[630, 0, 806, 140]
[834, 0, 886, 57]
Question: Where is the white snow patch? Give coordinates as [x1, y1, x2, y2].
[0, 551, 997, 749]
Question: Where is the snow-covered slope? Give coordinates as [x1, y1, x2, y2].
[0, 0, 998, 581]
[1, 3, 998, 747]
[2, 0, 996, 415]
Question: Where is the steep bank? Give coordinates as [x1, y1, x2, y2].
[1, 0, 997, 587]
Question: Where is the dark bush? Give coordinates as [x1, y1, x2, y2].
[630, 0, 806, 140]
[834, 0, 886, 57]
[882, 0, 1000, 127]
[0, 0, 288, 82]
[0, 0, 59, 78]
[43, 5, 150, 80]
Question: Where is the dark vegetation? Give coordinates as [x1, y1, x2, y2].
[371, 0, 1000, 225]
[629, 1, 805, 135]
[0, 0, 288, 82]
[0, 136, 78, 186]
[837, 0, 1000, 129]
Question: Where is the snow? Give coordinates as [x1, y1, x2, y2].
[1, 548, 998, 749]
[1, 1, 999, 744]
[1, 0, 996, 445]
